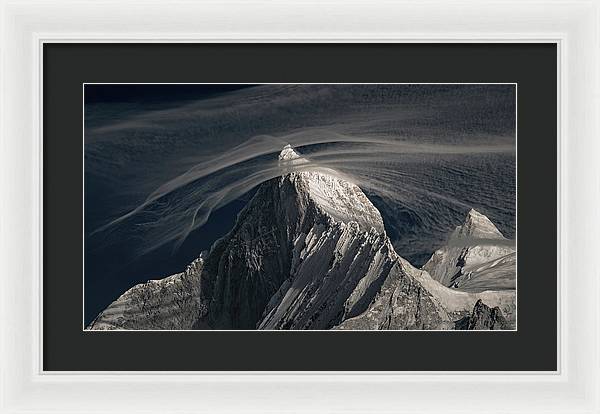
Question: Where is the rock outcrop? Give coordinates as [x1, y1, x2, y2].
[87, 254, 206, 330]
[454, 299, 510, 330]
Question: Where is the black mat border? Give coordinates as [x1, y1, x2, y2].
[43, 43, 557, 371]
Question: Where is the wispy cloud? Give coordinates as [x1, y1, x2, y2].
[85, 84, 516, 259]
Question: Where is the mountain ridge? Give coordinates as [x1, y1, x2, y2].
[88, 146, 516, 330]
[422, 208, 516, 289]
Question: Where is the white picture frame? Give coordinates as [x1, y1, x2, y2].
[1, 1, 598, 413]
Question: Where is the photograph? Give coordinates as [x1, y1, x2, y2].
[84, 83, 517, 331]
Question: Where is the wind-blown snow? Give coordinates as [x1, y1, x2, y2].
[85, 84, 516, 267]
[278, 145, 384, 233]
[422, 209, 516, 287]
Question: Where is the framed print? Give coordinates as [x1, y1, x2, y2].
[1, 1, 599, 413]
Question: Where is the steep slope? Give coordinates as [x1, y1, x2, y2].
[259, 223, 452, 330]
[422, 209, 515, 288]
[87, 254, 206, 330]
[454, 299, 510, 330]
[400, 256, 515, 325]
[334, 256, 454, 330]
[450, 252, 516, 293]
[200, 146, 450, 330]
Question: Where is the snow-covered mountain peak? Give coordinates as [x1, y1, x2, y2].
[275, 145, 384, 233]
[278, 144, 300, 160]
[422, 209, 515, 289]
[457, 208, 505, 239]
[302, 170, 384, 233]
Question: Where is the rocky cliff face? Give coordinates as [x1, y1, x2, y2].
[87, 254, 206, 330]
[260, 223, 451, 330]
[334, 257, 454, 330]
[454, 299, 510, 330]
[88, 146, 516, 331]
[198, 146, 449, 330]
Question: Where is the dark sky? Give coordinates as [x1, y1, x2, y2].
[85, 83, 255, 104]
[85, 85, 258, 325]
[84, 84, 516, 325]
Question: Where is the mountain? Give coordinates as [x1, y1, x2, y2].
[198, 145, 451, 330]
[422, 209, 516, 290]
[454, 299, 510, 330]
[87, 254, 206, 330]
[88, 146, 516, 330]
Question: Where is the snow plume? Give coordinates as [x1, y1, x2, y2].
[85, 84, 516, 262]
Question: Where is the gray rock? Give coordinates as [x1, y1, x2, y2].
[335, 260, 453, 330]
[87, 254, 206, 330]
[455, 299, 510, 330]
